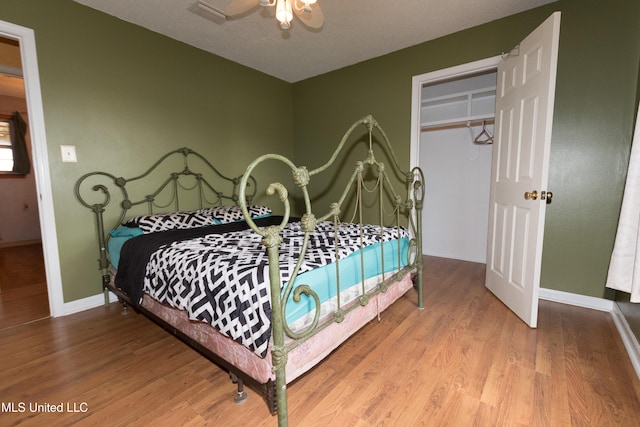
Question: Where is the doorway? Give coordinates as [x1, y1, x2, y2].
[418, 70, 497, 263]
[0, 36, 49, 329]
[410, 12, 561, 328]
[410, 56, 502, 262]
[0, 19, 64, 318]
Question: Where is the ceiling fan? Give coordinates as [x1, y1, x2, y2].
[193, 0, 324, 30]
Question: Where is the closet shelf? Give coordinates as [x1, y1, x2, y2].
[421, 85, 496, 129]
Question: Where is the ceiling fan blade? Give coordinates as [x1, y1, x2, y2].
[226, 0, 260, 17]
[191, 0, 227, 23]
[293, 2, 324, 29]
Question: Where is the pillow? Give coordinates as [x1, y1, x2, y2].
[199, 205, 272, 224]
[108, 226, 144, 268]
[123, 206, 271, 234]
[110, 226, 145, 238]
[123, 209, 221, 234]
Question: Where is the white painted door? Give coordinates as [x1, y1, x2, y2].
[485, 12, 561, 327]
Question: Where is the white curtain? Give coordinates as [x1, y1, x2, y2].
[607, 102, 640, 302]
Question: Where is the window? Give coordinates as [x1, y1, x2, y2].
[0, 115, 15, 172]
[0, 113, 30, 175]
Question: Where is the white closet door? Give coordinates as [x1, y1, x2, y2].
[485, 12, 561, 327]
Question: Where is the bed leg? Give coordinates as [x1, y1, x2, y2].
[413, 261, 424, 309]
[229, 372, 248, 404]
[102, 275, 111, 306]
[262, 379, 277, 415]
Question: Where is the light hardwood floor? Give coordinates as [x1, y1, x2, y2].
[1, 256, 639, 426]
[0, 243, 49, 330]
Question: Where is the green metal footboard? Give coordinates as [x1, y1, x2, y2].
[239, 115, 425, 427]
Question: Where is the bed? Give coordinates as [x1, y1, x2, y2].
[74, 115, 425, 426]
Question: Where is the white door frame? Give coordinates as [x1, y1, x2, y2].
[1, 20, 64, 317]
[409, 57, 502, 267]
[409, 56, 502, 171]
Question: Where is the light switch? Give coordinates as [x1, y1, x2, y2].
[60, 145, 77, 163]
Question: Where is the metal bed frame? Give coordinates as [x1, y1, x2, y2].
[75, 115, 424, 427]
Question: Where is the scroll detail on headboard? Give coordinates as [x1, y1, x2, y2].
[74, 147, 257, 286]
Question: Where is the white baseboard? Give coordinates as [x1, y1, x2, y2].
[539, 287, 614, 311]
[423, 250, 486, 264]
[540, 287, 640, 380]
[610, 303, 640, 380]
[62, 291, 119, 316]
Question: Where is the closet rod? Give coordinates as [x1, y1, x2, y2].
[421, 119, 495, 133]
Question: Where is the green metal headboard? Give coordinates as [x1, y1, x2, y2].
[239, 115, 425, 427]
[74, 147, 257, 300]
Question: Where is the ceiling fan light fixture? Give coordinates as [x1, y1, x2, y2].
[299, 0, 316, 13]
[222, 0, 323, 31]
[275, 0, 293, 29]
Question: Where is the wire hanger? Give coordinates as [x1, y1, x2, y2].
[473, 120, 494, 145]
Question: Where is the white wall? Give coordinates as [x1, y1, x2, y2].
[0, 94, 40, 246]
[420, 125, 492, 263]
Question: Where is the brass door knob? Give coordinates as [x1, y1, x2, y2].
[524, 190, 553, 204]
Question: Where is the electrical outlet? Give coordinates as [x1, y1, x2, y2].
[60, 145, 77, 163]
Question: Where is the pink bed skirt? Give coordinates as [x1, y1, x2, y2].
[137, 273, 414, 384]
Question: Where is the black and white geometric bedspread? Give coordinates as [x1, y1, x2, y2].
[143, 221, 408, 358]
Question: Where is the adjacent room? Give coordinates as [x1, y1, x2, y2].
[1, 0, 639, 425]
[0, 35, 49, 330]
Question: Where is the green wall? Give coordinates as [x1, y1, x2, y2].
[292, 0, 640, 301]
[2, 0, 640, 311]
[1, 0, 294, 302]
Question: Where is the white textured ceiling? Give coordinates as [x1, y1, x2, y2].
[75, 0, 555, 83]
